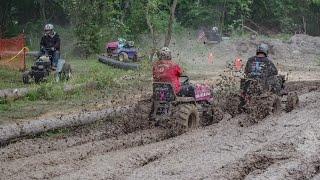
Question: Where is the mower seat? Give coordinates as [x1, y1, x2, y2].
[153, 82, 176, 102]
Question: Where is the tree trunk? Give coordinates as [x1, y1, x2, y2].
[40, 1, 47, 22]
[0, 0, 13, 38]
[303, 16, 307, 34]
[145, 4, 157, 60]
[145, 7, 156, 50]
[164, 0, 178, 47]
[121, 0, 130, 24]
[220, 0, 227, 37]
[0, 104, 136, 144]
[0, 88, 29, 100]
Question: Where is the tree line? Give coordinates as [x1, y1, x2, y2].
[1, 0, 320, 55]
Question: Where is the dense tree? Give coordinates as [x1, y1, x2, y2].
[1, 0, 320, 53]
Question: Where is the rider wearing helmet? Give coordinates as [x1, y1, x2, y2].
[244, 43, 278, 78]
[39, 24, 60, 69]
[244, 43, 283, 94]
[152, 47, 194, 97]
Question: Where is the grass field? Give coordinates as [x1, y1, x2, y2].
[0, 56, 151, 123]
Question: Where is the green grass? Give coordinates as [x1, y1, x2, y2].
[0, 56, 41, 89]
[0, 56, 152, 123]
[0, 68, 25, 89]
[270, 33, 292, 42]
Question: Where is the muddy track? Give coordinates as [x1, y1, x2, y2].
[285, 80, 320, 94]
[0, 108, 177, 179]
[0, 128, 173, 179]
[0, 102, 156, 161]
[0, 100, 187, 179]
[0, 81, 319, 179]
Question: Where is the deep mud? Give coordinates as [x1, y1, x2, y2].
[0, 83, 319, 179]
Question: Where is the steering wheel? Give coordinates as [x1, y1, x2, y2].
[180, 75, 189, 85]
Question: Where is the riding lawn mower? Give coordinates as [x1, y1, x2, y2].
[149, 76, 224, 133]
[22, 48, 71, 84]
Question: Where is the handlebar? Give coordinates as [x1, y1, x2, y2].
[41, 47, 56, 52]
[40, 47, 55, 57]
[180, 75, 189, 85]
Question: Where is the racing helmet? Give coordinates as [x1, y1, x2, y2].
[159, 47, 172, 60]
[256, 43, 269, 56]
[44, 24, 54, 35]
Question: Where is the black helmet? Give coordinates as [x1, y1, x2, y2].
[256, 43, 269, 56]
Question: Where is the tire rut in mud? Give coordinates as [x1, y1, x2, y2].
[0, 100, 182, 179]
[0, 100, 167, 162]
[0, 129, 173, 179]
[218, 142, 296, 180]
[285, 80, 320, 94]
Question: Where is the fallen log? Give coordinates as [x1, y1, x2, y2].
[0, 82, 98, 99]
[0, 88, 29, 100]
[0, 104, 136, 145]
[98, 55, 140, 70]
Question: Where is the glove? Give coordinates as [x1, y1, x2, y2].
[51, 47, 55, 51]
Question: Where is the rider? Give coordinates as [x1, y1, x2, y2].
[152, 47, 195, 97]
[244, 43, 277, 78]
[39, 24, 60, 69]
[244, 43, 283, 94]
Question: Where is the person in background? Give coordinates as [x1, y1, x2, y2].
[39, 24, 60, 69]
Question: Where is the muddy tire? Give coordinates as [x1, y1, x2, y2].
[171, 104, 200, 134]
[248, 94, 281, 119]
[135, 99, 152, 120]
[118, 52, 128, 62]
[212, 107, 224, 124]
[225, 94, 241, 117]
[106, 48, 112, 57]
[61, 63, 72, 81]
[271, 95, 281, 114]
[22, 72, 30, 84]
[285, 92, 299, 112]
[133, 54, 138, 62]
[201, 106, 224, 126]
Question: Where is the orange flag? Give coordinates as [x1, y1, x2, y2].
[234, 58, 243, 71]
[208, 52, 214, 64]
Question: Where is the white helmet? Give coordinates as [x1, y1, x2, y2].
[159, 47, 172, 60]
[44, 24, 54, 31]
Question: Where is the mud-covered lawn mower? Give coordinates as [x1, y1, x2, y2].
[226, 75, 299, 125]
[149, 76, 224, 133]
[22, 49, 71, 84]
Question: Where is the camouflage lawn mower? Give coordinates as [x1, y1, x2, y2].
[226, 75, 299, 125]
[150, 76, 223, 133]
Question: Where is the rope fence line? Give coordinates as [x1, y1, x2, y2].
[6, 47, 29, 63]
[0, 34, 27, 70]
